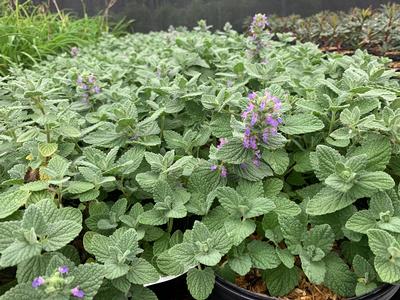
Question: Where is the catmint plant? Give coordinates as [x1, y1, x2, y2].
[0, 15, 400, 300]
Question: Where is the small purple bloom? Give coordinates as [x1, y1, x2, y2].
[240, 163, 247, 169]
[210, 165, 218, 171]
[262, 129, 269, 143]
[71, 286, 85, 298]
[32, 276, 45, 288]
[92, 86, 101, 94]
[88, 75, 96, 84]
[220, 166, 228, 178]
[244, 127, 251, 136]
[266, 116, 279, 127]
[81, 84, 88, 91]
[243, 136, 250, 149]
[58, 265, 69, 274]
[76, 76, 83, 84]
[259, 100, 266, 111]
[217, 138, 228, 150]
[249, 135, 257, 150]
[247, 103, 255, 112]
[248, 92, 257, 100]
[253, 158, 260, 167]
[250, 112, 258, 126]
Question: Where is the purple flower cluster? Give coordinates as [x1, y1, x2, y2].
[248, 13, 270, 60]
[31, 266, 85, 298]
[249, 14, 269, 37]
[76, 74, 101, 102]
[70, 47, 79, 57]
[242, 90, 283, 166]
[210, 164, 227, 178]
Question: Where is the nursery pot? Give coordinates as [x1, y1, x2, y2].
[210, 275, 400, 300]
[145, 272, 191, 300]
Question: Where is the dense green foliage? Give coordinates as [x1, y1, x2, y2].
[0, 1, 127, 76]
[0, 19, 400, 300]
[269, 3, 400, 57]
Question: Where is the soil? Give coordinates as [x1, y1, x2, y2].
[235, 269, 342, 300]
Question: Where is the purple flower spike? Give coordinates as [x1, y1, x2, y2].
[32, 276, 45, 288]
[220, 166, 228, 178]
[248, 92, 257, 100]
[210, 165, 218, 171]
[277, 117, 283, 124]
[58, 265, 69, 274]
[249, 136, 257, 150]
[71, 286, 85, 298]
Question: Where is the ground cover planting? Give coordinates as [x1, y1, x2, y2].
[0, 15, 400, 300]
[268, 3, 400, 65]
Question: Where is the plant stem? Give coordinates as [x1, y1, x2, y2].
[328, 110, 336, 135]
[167, 218, 174, 233]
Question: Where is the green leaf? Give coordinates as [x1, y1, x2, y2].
[263, 265, 299, 297]
[276, 248, 295, 268]
[263, 178, 283, 196]
[126, 258, 160, 285]
[353, 255, 376, 281]
[43, 220, 82, 251]
[117, 146, 146, 175]
[228, 254, 252, 276]
[273, 197, 301, 217]
[70, 264, 105, 300]
[301, 255, 326, 284]
[310, 145, 343, 181]
[247, 240, 281, 270]
[306, 186, 356, 215]
[349, 135, 391, 171]
[0, 240, 42, 267]
[262, 149, 289, 175]
[195, 249, 222, 266]
[367, 229, 398, 257]
[346, 210, 377, 234]
[215, 138, 251, 164]
[280, 114, 324, 135]
[0, 282, 44, 300]
[67, 181, 95, 194]
[38, 143, 58, 157]
[186, 267, 215, 300]
[356, 171, 395, 193]
[373, 256, 400, 283]
[216, 187, 242, 215]
[0, 189, 30, 219]
[323, 253, 357, 297]
[224, 218, 256, 246]
[304, 224, 335, 255]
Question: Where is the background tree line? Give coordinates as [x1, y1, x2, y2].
[31, 0, 400, 32]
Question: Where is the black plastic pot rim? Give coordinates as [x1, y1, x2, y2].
[214, 274, 399, 300]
